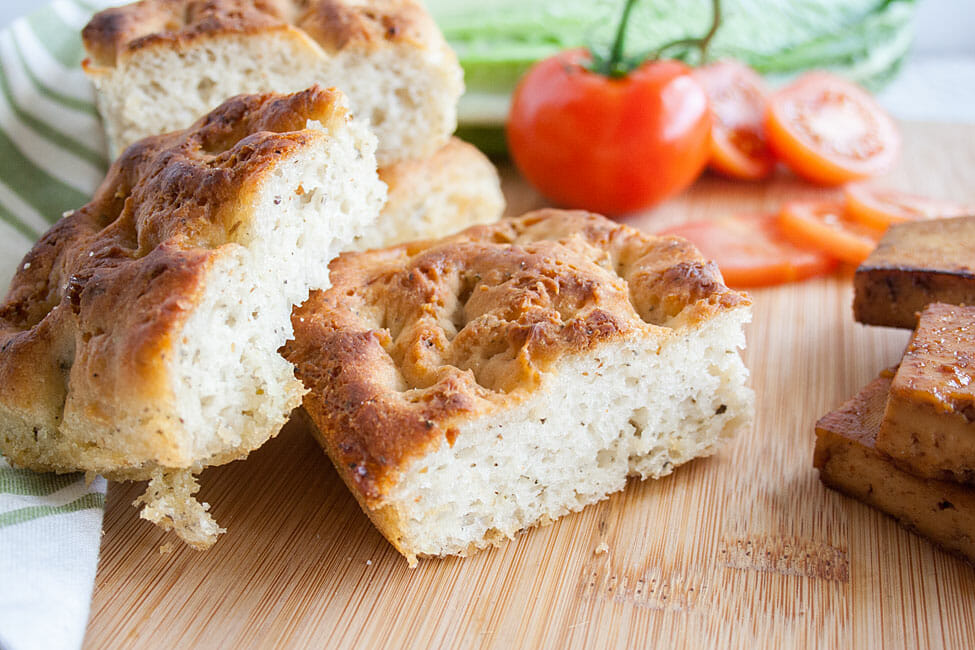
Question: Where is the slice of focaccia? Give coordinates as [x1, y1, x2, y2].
[370, 137, 505, 250]
[284, 210, 754, 565]
[0, 86, 385, 548]
[82, 0, 463, 165]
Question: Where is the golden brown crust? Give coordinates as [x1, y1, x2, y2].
[83, 0, 442, 67]
[378, 137, 483, 193]
[0, 86, 346, 473]
[854, 216, 975, 329]
[373, 136, 504, 248]
[284, 210, 749, 504]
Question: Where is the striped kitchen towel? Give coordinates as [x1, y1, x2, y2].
[0, 2, 116, 649]
[0, 0, 115, 289]
[0, 460, 107, 650]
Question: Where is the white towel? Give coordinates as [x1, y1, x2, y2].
[0, 460, 107, 650]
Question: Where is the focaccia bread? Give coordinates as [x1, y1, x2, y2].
[284, 210, 754, 565]
[82, 0, 463, 165]
[370, 137, 504, 250]
[815, 372, 975, 564]
[0, 86, 385, 548]
[876, 303, 975, 484]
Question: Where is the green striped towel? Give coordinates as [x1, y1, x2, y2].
[0, 2, 116, 649]
[0, 0, 116, 289]
[0, 459, 107, 650]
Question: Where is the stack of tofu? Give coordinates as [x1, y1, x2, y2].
[815, 216, 975, 562]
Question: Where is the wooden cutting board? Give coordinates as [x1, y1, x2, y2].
[85, 123, 975, 649]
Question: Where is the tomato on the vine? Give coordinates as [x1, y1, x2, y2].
[507, 51, 711, 216]
[505, 0, 718, 216]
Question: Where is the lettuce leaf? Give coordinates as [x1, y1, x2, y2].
[429, 0, 915, 151]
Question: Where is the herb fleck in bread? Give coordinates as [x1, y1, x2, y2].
[82, 0, 463, 165]
[284, 210, 753, 565]
[0, 86, 385, 548]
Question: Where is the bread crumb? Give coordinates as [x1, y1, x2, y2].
[159, 542, 175, 554]
[595, 542, 609, 555]
[366, 559, 373, 566]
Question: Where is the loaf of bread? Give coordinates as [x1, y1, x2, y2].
[82, 0, 464, 165]
[0, 86, 386, 548]
[370, 137, 504, 249]
[284, 210, 754, 565]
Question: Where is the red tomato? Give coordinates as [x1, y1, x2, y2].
[507, 49, 711, 216]
[844, 184, 975, 230]
[765, 72, 900, 185]
[693, 61, 775, 180]
[779, 200, 884, 264]
[661, 212, 838, 288]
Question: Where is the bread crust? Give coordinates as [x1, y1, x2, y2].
[0, 86, 347, 477]
[373, 137, 504, 248]
[83, 0, 445, 68]
[284, 210, 749, 507]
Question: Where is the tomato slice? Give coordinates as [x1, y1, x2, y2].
[844, 184, 975, 230]
[765, 72, 900, 185]
[661, 212, 838, 288]
[693, 61, 775, 180]
[779, 200, 884, 264]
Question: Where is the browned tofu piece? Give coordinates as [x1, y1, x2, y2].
[875, 303, 975, 483]
[814, 373, 975, 564]
[854, 216, 975, 329]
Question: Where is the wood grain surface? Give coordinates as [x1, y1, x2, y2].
[85, 123, 975, 649]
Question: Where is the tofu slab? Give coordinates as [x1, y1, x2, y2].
[814, 372, 975, 564]
[876, 303, 975, 483]
[854, 216, 975, 329]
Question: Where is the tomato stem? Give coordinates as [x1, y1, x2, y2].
[602, 0, 640, 78]
[699, 0, 722, 61]
[652, 0, 722, 63]
[590, 0, 722, 77]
